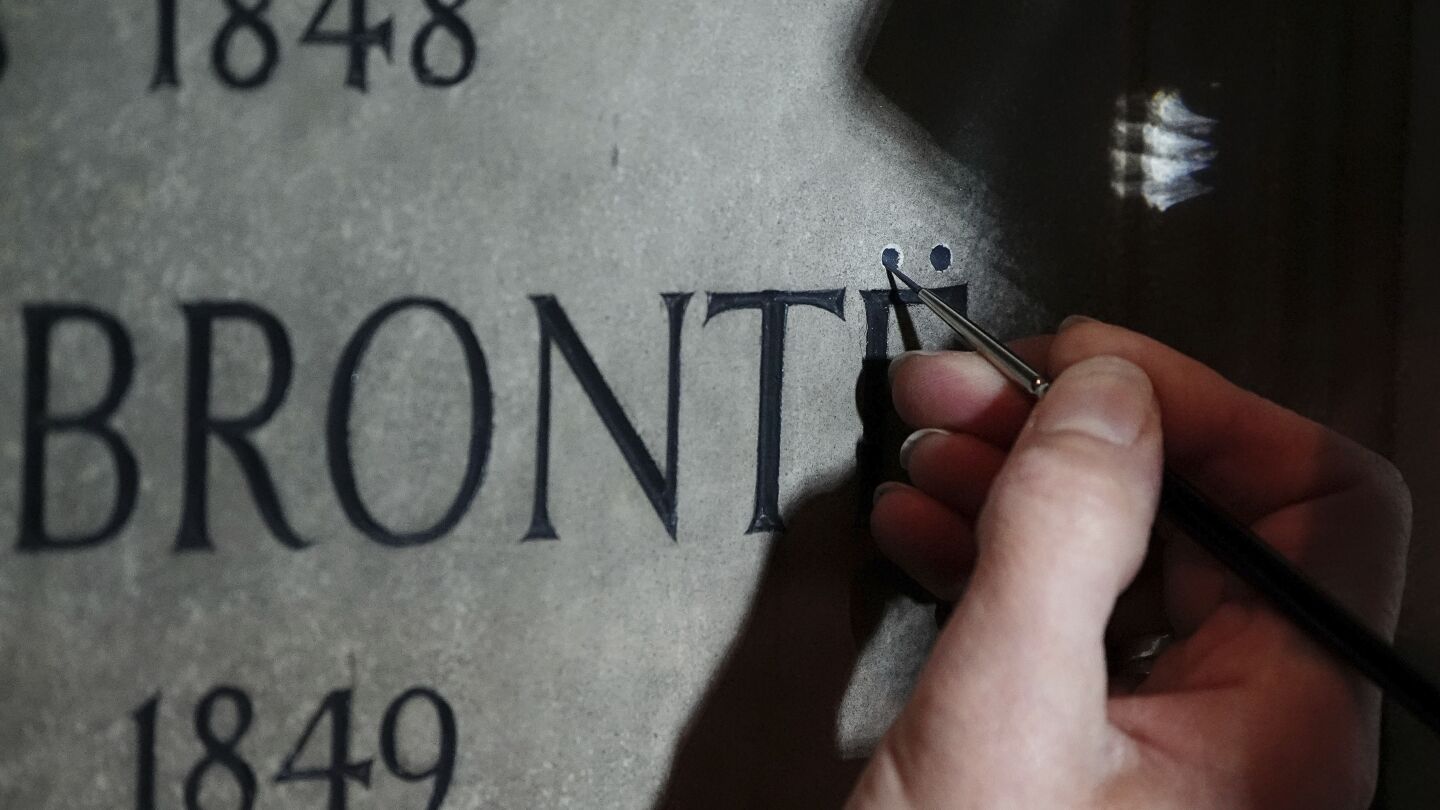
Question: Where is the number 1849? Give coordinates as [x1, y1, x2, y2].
[133, 685, 457, 810]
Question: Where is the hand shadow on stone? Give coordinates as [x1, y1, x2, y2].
[654, 301, 952, 809]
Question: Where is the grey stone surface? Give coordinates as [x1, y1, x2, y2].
[1, 0, 1427, 807]
[0, 1, 1018, 807]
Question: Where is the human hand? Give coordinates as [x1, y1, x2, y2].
[848, 318, 1410, 809]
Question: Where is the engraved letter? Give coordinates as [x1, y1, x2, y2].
[328, 298, 493, 547]
[176, 301, 307, 551]
[705, 290, 846, 533]
[524, 293, 691, 541]
[19, 305, 138, 551]
[856, 285, 967, 519]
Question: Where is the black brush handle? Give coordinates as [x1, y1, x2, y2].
[1160, 470, 1440, 735]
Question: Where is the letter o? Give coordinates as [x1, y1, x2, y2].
[326, 298, 493, 546]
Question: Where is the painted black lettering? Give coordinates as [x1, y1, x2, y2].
[273, 689, 373, 809]
[300, 0, 394, 92]
[704, 290, 846, 533]
[176, 302, 307, 552]
[151, 0, 179, 88]
[411, 0, 475, 86]
[524, 294, 691, 541]
[327, 298, 492, 547]
[856, 285, 967, 520]
[18, 305, 138, 552]
[133, 694, 160, 810]
[186, 687, 257, 810]
[212, 0, 279, 89]
[379, 687, 456, 810]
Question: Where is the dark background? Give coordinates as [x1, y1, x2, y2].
[856, 0, 1435, 805]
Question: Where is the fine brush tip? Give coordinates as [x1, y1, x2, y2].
[880, 245, 924, 294]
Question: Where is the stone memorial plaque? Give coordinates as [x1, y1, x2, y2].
[1, 0, 1431, 807]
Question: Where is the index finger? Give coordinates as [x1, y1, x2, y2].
[891, 320, 1394, 523]
[890, 319, 1410, 630]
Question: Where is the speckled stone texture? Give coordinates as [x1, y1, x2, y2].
[2, 0, 1426, 806]
[0, 1, 1038, 807]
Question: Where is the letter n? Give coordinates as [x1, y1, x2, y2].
[524, 294, 691, 541]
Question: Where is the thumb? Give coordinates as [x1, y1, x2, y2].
[872, 356, 1163, 801]
[965, 353, 1162, 703]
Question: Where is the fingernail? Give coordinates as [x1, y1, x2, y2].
[899, 428, 950, 470]
[888, 350, 944, 383]
[1034, 356, 1151, 446]
[1058, 314, 1098, 332]
[873, 481, 905, 504]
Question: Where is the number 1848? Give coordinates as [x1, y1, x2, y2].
[150, 0, 476, 91]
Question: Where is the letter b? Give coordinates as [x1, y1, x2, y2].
[18, 305, 139, 551]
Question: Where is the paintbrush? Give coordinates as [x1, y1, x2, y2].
[880, 248, 1440, 737]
